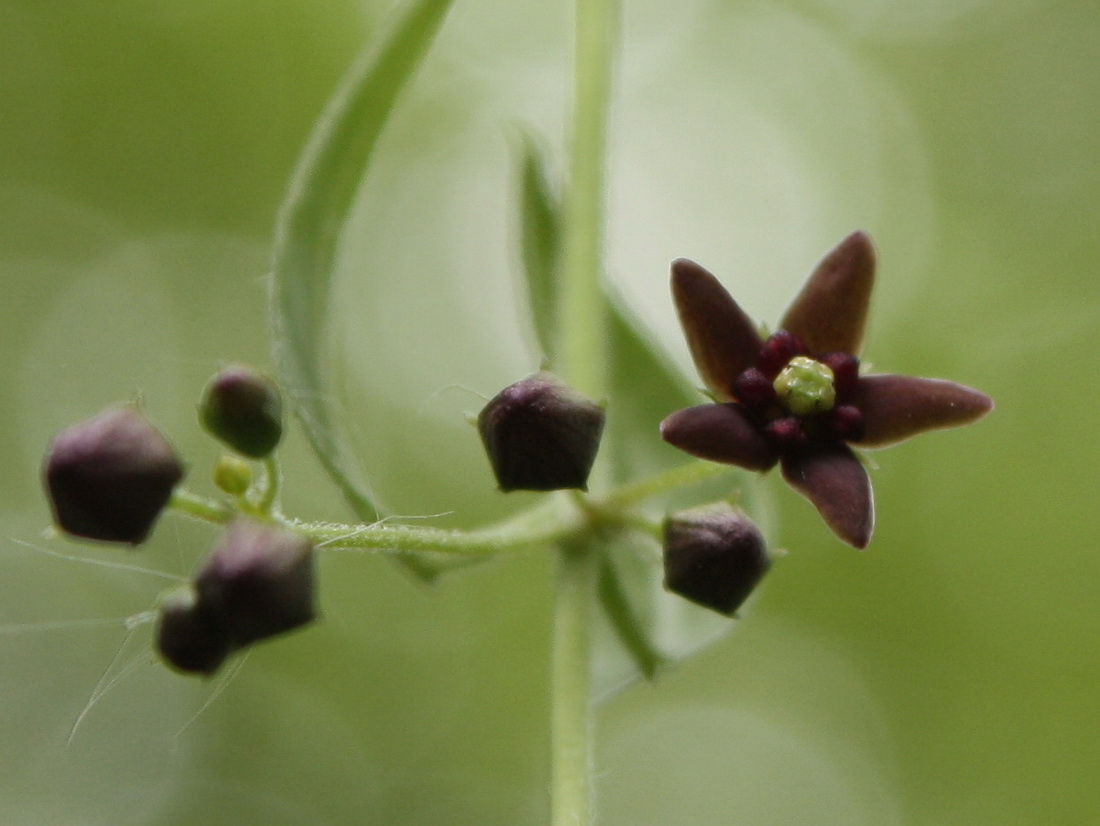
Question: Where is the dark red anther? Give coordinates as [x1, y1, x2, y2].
[827, 405, 866, 441]
[764, 415, 809, 448]
[731, 367, 777, 412]
[757, 331, 807, 379]
[822, 353, 860, 399]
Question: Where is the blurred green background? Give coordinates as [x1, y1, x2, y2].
[1, 0, 1096, 823]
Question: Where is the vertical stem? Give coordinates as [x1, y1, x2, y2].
[550, 0, 619, 821]
[559, 0, 619, 399]
[553, 0, 618, 821]
[551, 540, 597, 826]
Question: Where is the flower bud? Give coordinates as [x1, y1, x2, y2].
[155, 586, 231, 676]
[213, 454, 253, 497]
[663, 503, 770, 616]
[43, 405, 185, 544]
[477, 371, 605, 492]
[195, 519, 316, 649]
[199, 365, 283, 458]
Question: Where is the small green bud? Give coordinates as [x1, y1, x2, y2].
[199, 365, 283, 458]
[663, 503, 770, 616]
[213, 454, 252, 496]
[773, 356, 836, 416]
[477, 371, 605, 492]
[43, 404, 185, 545]
[155, 586, 231, 676]
[195, 519, 316, 649]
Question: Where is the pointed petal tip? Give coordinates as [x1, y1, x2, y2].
[669, 258, 715, 294]
[781, 231, 877, 355]
[847, 523, 873, 550]
[842, 228, 875, 251]
[832, 231, 877, 272]
[853, 375, 995, 448]
[671, 256, 705, 276]
[668, 258, 763, 399]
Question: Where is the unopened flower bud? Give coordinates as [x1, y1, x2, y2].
[195, 519, 316, 649]
[199, 365, 283, 458]
[43, 405, 185, 544]
[155, 586, 231, 676]
[663, 504, 770, 616]
[477, 371, 605, 492]
[213, 454, 253, 496]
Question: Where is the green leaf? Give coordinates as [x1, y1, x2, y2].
[514, 130, 562, 361]
[270, 1, 452, 516]
[597, 555, 662, 681]
[604, 283, 700, 483]
[270, 0, 456, 578]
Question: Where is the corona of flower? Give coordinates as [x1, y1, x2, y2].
[660, 231, 993, 548]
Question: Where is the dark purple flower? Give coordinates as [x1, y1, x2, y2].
[43, 405, 185, 545]
[660, 231, 993, 548]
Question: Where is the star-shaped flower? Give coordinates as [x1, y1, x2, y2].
[660, 231, 993, 548]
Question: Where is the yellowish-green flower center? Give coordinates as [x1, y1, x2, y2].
[773, 356, 836, 416]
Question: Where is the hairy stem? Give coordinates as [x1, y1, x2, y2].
[254, 455, 282, 515]
[165, 459, 728, 558]
[550, 538, 597, 826]
[168, 489, 234, 525]
[551, 0, 619, 821]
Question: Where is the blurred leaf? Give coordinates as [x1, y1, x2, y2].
[515, 131, 562, 360]
[271, 0, 454, 519]
[271, 0, 455, 578]
[592, 529, 736, 702]
[604, 283, 699, 483]
[597, 554, 662, 680]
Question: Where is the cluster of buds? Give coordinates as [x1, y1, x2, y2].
[42, 365, 315, 674]
[157, 519, 316, 675]
[43, 233, 989, 678]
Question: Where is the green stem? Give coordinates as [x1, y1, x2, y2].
[165, 459, 731, 560]
[559, 0, 618, 400]
[598, 460, 734, 511]
[168, 488, 234, 525]
[550, 540, 596, 826]
[551, 0, 619, 820]
[295, 497, 581, 555]
[254, 455, 282, 515]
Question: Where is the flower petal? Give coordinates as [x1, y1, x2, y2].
[660, 403, 778, 471]
[851, 374, 994, 448]
[671, 259, 763, 400]
[779, 231, 876, 356]
[781, 444, 874, 548]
